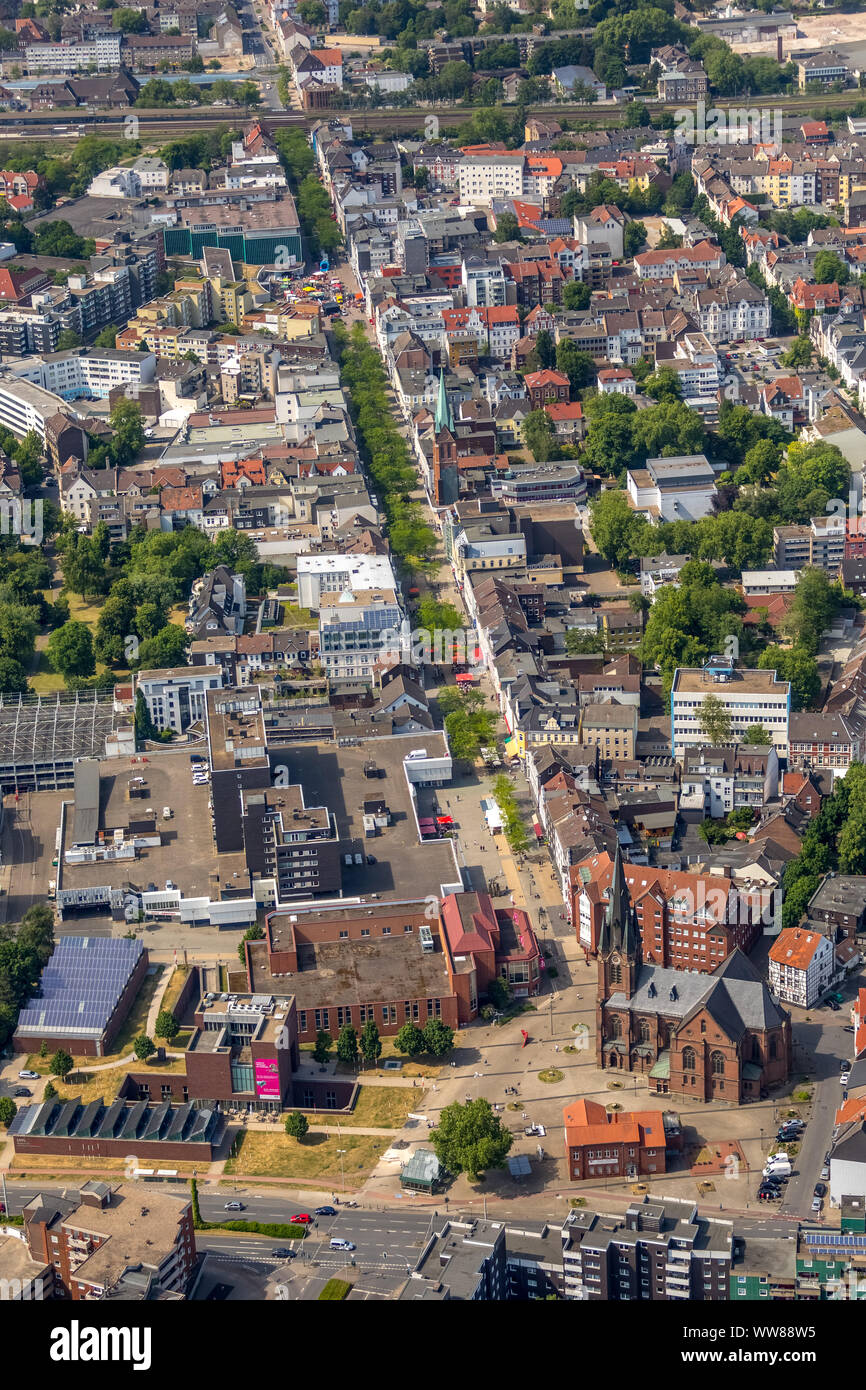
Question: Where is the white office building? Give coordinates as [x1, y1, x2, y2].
[670, 657, 791, 760]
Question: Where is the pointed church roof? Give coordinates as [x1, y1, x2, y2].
[434, 367, 454, 434]
[598, 843, 639, 959]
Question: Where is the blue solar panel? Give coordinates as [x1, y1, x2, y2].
[17, 936, 144, 1037]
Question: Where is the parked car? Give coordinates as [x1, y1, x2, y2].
[18, 1070, 38, 1080]
[841, 1061, 852, 1072]
[315, 1206, 337, 1216]
[828, 999, 840, 1011]
[13, 1087, 31, 1097]
[841, 1073, 851, 1086]
[224, 1201, 244, 1211]
[758, 1187, 781, 1200]
[291, 1213, 312, 1224]
[821, 1164, 831, 1181]
[811, 1195, 823, 1214]
[814, 1182, 827, 1198]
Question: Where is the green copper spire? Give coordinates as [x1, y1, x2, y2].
[434, 367, 454, 433]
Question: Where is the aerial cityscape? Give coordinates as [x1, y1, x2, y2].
[0, 0, 864, 1342]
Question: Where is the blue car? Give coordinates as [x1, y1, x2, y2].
[315, 1206, 337, 1216]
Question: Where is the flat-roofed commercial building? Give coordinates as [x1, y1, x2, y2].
[671, 658, 790, 760]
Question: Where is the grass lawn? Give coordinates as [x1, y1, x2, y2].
[223, 1130, 386, 1181]
[161, 965, 191, 1019]
[11, 1154, 200, 1176]
[280, 604, 318, 629]
[33, 1054, 189, 1107]
[319, 1279, 351, 1300]
[334, 1034, 451, 1080]
[303, 1085, 412, 1130]
[28, 652, 66, 694]
[65, 592, 105, 628]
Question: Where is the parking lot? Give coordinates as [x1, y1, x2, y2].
[273, 736, 461, 901]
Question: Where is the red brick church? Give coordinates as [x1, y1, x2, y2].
[596, 847, 792, 1102]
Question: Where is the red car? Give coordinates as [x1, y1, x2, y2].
[291, 1213, 313, 1224]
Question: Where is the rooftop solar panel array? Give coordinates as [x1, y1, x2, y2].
[16, 936, 144, 1040]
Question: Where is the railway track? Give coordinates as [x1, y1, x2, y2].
[0, 89, 860, 141]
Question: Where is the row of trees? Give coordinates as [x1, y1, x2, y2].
[335, 324, 438, 575]
[438, 685, 497, 762]
[782, 763, 866, 929]
[0, 903, 55, 1051]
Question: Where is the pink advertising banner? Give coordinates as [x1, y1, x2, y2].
[255, 1058, 280, 1099]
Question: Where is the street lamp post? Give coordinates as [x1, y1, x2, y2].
[337, 1148, 347, 1192]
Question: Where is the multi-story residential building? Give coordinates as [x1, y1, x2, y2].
[16, 1183, 196, 1301]
[774, 516, 847, 575]
[9, 349, 156, 402]
[578, 702, 639, 761]
[136, 666, 224, 734]
[574, 845, 764, 967]
[670, 658, 791, 760]
[805, 875, 866, 939]
[241, 783, 341, 905]
[787, 710, 862, 773]
[318, 586, 402, 680]
[25, 34, 122, 71]
[461, 257, 506, 308]
[797, 49, 850, 89]
[401, 1199, 732, 1303]
[639, 552, 688, 601]
[457, 153, 525, 205]
[680, 744, 779, 818]
[768, 926, 836, 1008]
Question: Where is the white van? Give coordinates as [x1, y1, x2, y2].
[330, 1237, 355, 1251]
[763, 1160, 792, 1178]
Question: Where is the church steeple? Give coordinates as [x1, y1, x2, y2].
[598, 843, 639, 962]
[434, 366, 454, 434]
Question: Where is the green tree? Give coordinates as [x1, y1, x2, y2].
[0, 1096, 16, 1126]
[47, 621, 95, 680]
[109, 397, 145, 467]
[56, 328, 81, 350]
[493, 211, 521, 244]
[743, 724, 771, 744]
[137, 624, 189, 669]
[155, 1009, 179, 1042]
[133, 1033, 155, 1061]
[624, 220, 647, 257]
[562, 280, 591, 311]
[336, 1023, 358, 1067]
[43, 1081, 57, 1100]
[422, 1019, 455, 1057]
[237, 922, 264, 963]
[394, 1022, 425, 1056]
[533, 328, 555, 370]
[555, 340, 595, 394]
[49, 1048, 74, 1079]
[93, 325, 119, 349]
[431, 1098, 513, 1181]
[783, 566, 839, 654]
[564, 628, 605, 654]
[285, 1110, 310, 1140]
[813, 249, 849, 285]
[359, 1019, 382, 1068]
[313, 1028, 333, 1064]
[758, 644, 820, 710]
[588, 490, 642, 569]
[780, 335, 812, 369]
[698, 693, 733, 745]
[522, 408, 556, 463]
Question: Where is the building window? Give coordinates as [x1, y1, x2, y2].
[711, 1050, 725, 1076]
[683, 1046, 696, 1072]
